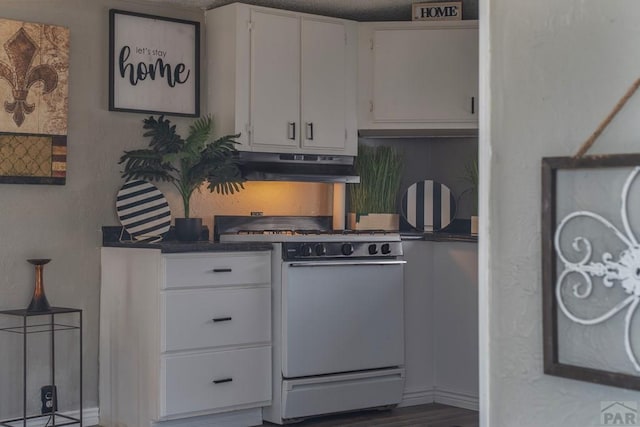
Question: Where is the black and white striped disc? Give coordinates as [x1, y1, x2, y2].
[402, 180, 456, 232]
[116, 180, 171, 242]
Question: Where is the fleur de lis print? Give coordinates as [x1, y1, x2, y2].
[0, 27, 58, 127]
[555, 167, 640, 372]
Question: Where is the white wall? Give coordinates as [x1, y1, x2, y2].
[0, 0, 331, 420]
[482, 1, 640, 426]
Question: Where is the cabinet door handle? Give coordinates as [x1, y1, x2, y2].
[287, 122, 296, 140]
[212, 268, 232, 273]
[305, 122, 314, 140]
[212, 316, 232, 323]
[213, 378, 233, 384]
[471, 96, 475, 115]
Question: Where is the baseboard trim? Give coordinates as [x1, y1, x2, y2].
[151, 408, 263, 427]
[434, 389, 479, 411]
[0, 407, 100, 427]
[399, 389, 435, 408]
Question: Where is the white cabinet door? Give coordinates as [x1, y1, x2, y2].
[432, 242, 478, 400]
[250, 10, 300, 150]
[401, 241, 435, 396]
[358, 21, 478, 130]
[373, 26, 478, 124]
[301, 18, 347, 151]
[206, 3, 357, 155]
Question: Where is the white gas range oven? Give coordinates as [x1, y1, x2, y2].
[215, 216, 406, 424]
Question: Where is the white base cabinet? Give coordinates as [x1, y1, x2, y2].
[206, 3, 358, 155]
[358, 21, 479, 130]
[100, 248, 272, 427]
[401, 240, 478, 410]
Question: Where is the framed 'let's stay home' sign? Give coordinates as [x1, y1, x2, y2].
[109, 9, 200, 117]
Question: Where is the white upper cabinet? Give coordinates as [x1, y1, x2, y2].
[250, 10, 300, 150]
[301, 19, 349, 151]
[358, 21, 479, 130]
[206, 4, 358, 155]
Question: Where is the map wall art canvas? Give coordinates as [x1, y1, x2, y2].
[0, 18, 69, 185]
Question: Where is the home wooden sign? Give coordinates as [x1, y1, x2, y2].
[412, 2, 462, 21]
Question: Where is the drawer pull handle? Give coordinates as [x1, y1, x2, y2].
[213, 378, 233, 384]
[305, 122, 314, 140]
[212, 268, 232, 273]
[212, 316, 232, 323]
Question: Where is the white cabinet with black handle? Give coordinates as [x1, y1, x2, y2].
[358, 20, 479, 131]
[206, 3, 358, 155]
[100, 248, 271, 427]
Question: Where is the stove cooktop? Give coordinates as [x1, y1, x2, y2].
[219, 230, 400, 243]
[215, 215, 400, 243]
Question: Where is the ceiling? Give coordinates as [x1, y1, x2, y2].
[144, 0, 478, 21]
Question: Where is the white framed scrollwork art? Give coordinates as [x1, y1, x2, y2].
[109, 9, 199, 117]
[542, 154, 640, 390]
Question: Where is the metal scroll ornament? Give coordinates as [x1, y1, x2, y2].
[555, 167, 640, 372]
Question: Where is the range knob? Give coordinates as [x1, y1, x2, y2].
[381, 243, 391, 255]
[300, 244, 313, 257]
[315, 243, 326, 256]
[368, 244, 378, 255]
[341, 243, 354, 256]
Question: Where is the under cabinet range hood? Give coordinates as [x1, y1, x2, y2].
[237, 152, 360, 184]
[358, 128, 479, 139]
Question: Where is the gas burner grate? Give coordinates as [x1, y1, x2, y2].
[237, 229, 297, 235]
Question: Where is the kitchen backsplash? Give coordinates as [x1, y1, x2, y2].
[155, 138, 477, 235]
[359, 136, 479, 229]
[159, 181, 333, 234]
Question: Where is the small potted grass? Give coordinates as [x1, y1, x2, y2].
[348, 144, 403, 231]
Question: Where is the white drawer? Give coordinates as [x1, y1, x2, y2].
[162, 287, 271, 352]
[160, 346, 271, 418]
[163, 252, 270, 289]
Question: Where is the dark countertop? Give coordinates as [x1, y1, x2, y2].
[399, 218, 478, 243]
[401, 231, 477, 243]
[102, 226, 273, 253]
[102, 240, 274, 253]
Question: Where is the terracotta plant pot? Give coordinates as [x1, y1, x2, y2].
[175, 218, 203, 242]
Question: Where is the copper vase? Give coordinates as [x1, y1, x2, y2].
[27, 259, 51, 312]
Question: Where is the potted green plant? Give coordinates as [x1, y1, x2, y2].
[348, 144, 403, 230]
[463, 157, 479, 235]
[119, 115, 245, 241]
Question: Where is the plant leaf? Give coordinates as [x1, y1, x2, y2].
[349, 144, 403, 213]
[119, 149, 177, 183]
[119, 115, 245, 213]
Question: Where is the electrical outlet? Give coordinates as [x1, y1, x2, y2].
[40, 385, 57, 414]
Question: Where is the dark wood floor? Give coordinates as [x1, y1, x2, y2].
[260, 403, 479, 427]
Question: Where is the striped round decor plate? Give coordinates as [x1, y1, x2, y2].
[402, 180, 456, 232]
[116, 180, 171, 242]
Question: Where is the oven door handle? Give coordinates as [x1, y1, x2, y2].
[288, 260, 406, 267]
